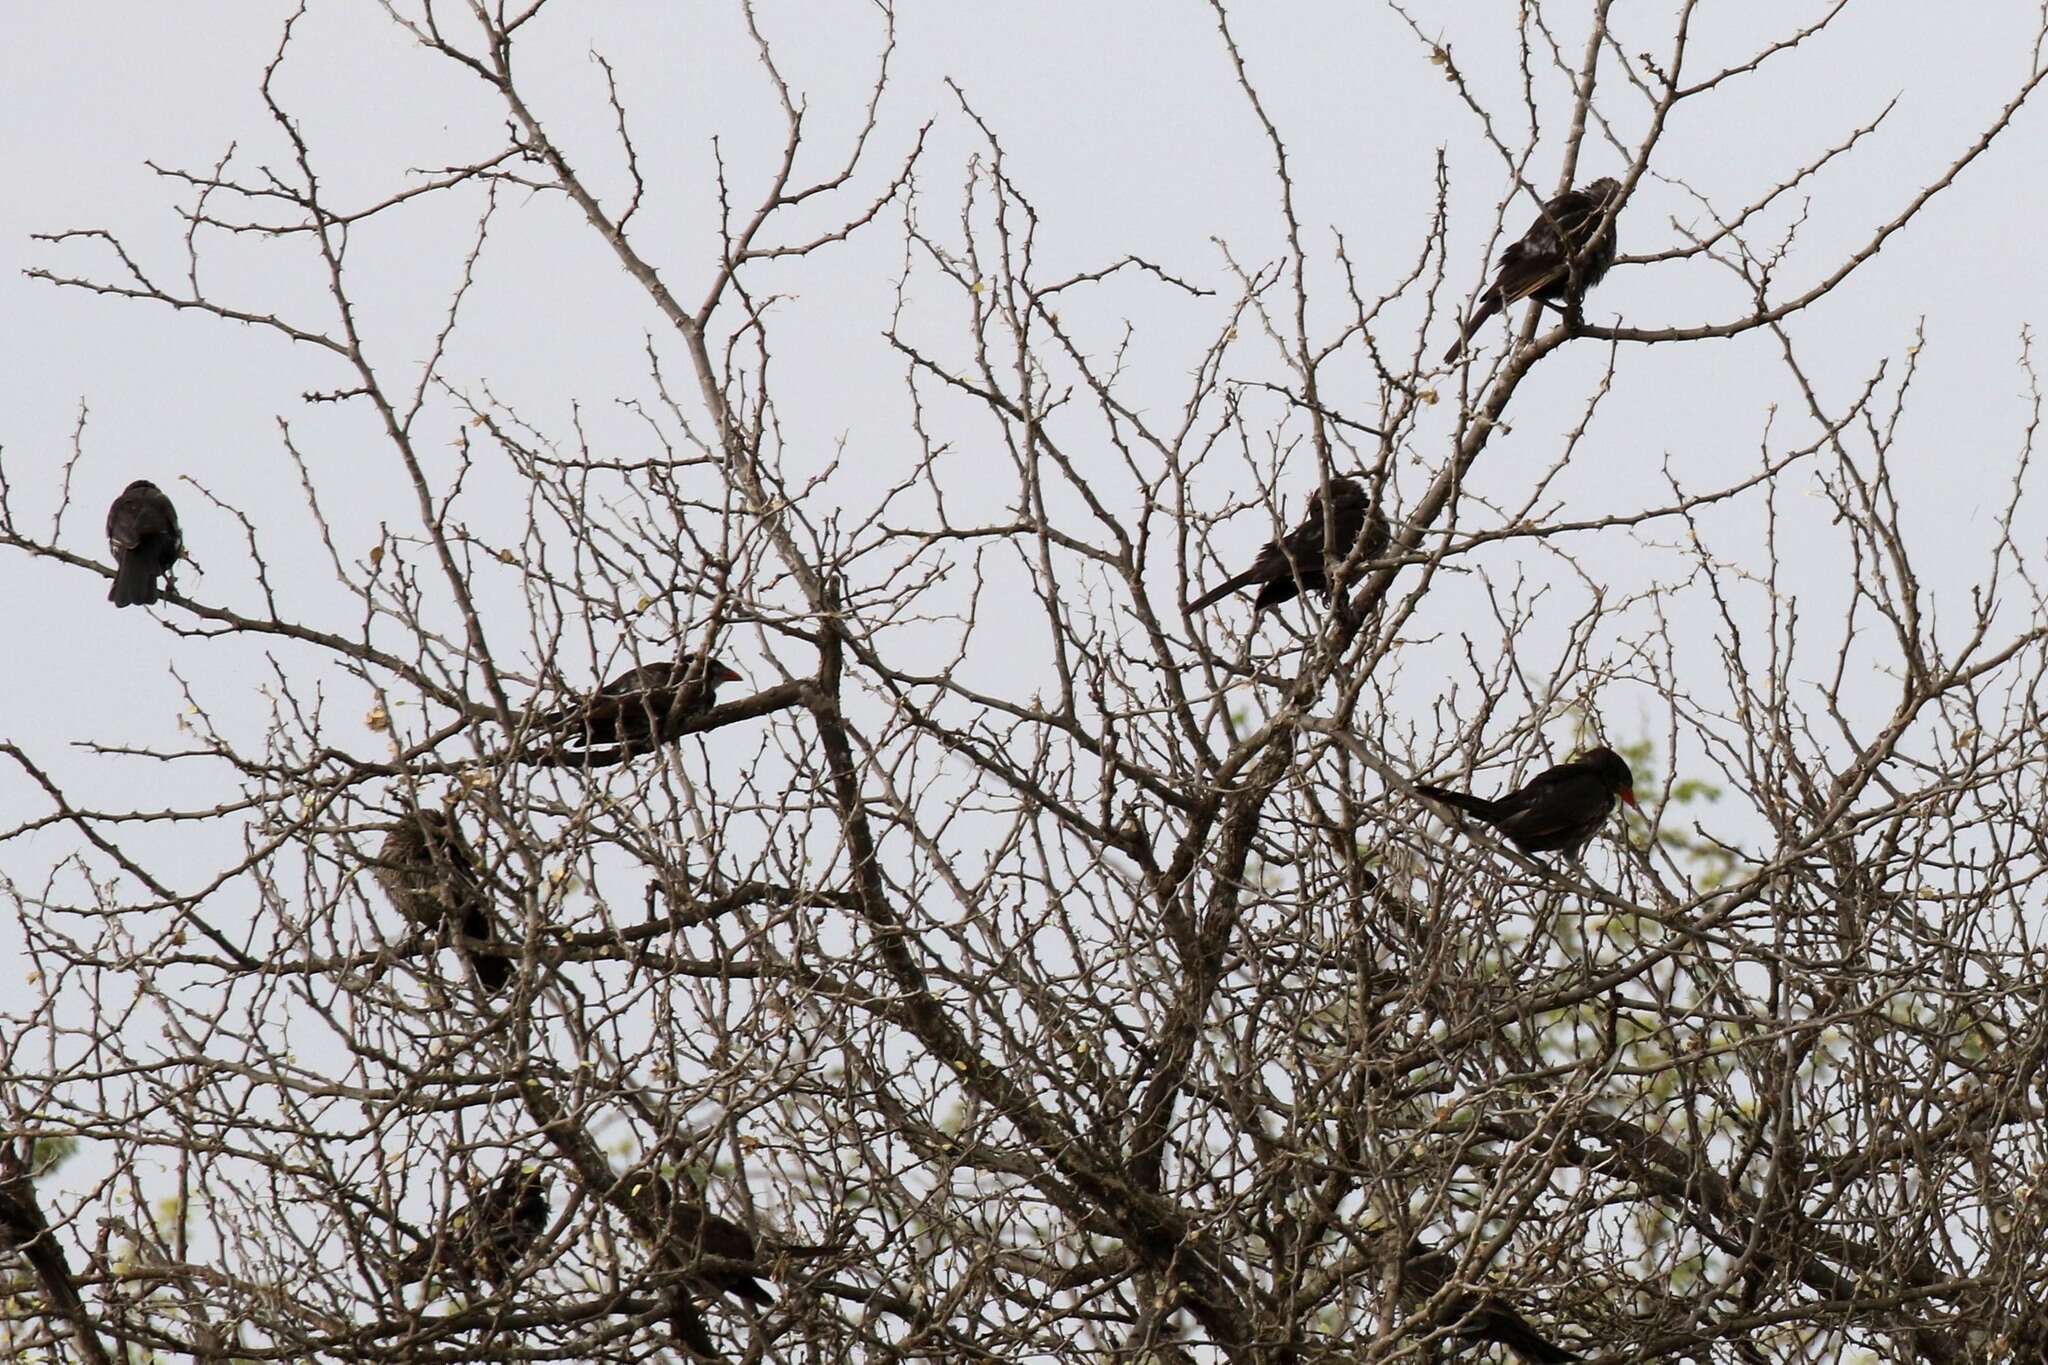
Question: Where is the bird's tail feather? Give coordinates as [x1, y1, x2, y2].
[726, 1274, 775, 1306]
[1443, 296, 1501, 362]
[670, 1300, 720, 1358]
[1492, 1315, 1582, 1363]
[1415, 785, 1506, 823]
[454, 907, 513, 993]
[110, 554, 157, 607]
[1188, 567, 1264, 614]
[467, 946, 514, 994]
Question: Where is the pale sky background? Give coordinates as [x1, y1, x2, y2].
[3, 9, 2048, 1347]
[4, 2, 2046, 926]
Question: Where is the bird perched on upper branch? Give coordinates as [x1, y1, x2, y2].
[1396, 1239, 1585, 1363]
[396, 1167, 551, 1290]
[539, 654, 743, 758]
[1415, 746, 1638, 857]
[1188, 476, 1388, 614]
[1444, 177, 1623, 362]
[374, 808, 514, 994]
[106, 479, 182, 608]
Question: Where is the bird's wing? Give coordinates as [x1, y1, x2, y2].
[1508, 188, 1615, 298]
[107, 505, 145, 551]
[1493, 770, 1607, 845]
[596, 663, 669, 698]
[693, 1213, 757, 1260]
[1254, 529, 1315, 581]
[1497, 255, 1567, 305]
[540, 663, 662, 733]
[1192, 492, 1352, 611]
[1543, 186, 1602, 233]
[705, 1224, 774, 1299]
[429, 822, 490, 901]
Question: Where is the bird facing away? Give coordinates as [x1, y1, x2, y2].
[1188, 477, 1388, 613]
[397, 1168, 551, 1290]
[1444, 177, 1623, 361]
[374, 809, 514, 994]
[1397, 1241, 1584, 1364]
[1416, 746, 1638, 856]
[541, 655, 743, 756]
[105, 479, 182, 608]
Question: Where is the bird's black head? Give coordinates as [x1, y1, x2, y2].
[123, 478, 161, 495]
[1584, 176, 1623, 204]
[1582, 745, 1639, 808]
[1324, 476, 1368, 507]
[696, 656, 743, 688]
[501, 1167, 551, 1212]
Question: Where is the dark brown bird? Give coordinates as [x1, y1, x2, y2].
[1189, 477, 1387, 613]
[628, 1174, 773, 1358]
[397, 1167, 550, 1289]
[1397, 1241, 1584, 1363]
[542, 655, 744, 755]
[1445, 177, 1623, 362]
[374, 809, 514, 994]
[1416, 746, 1638, 856]
[630, 1172, 774, 1307]
[674, 1202, 774, 1308]
[106, 479, 182, 608]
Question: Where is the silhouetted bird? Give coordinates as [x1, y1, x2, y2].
[541, 655, 743, 756]
[625, 1173, 774, 1357]
[1397, 1240, 1584, 1363]
[1445, 177, 1623, 361]
[397, 1167, 551, 1289]
[1189, 477, 1388, 613]
[674, 1202, 774, 1308]
[374, 809, 514, 994]
[106, 479, 182, 608]
[1416, 746, 1638, 856]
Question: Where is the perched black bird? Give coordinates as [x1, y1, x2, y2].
[627, 1173, 774, 1358]
[1416, 746, 1638, 856]
[1445, 177, 1623, 361]
[1188, 477, 1388, 613]
[674, 1202, 775, 1308]
[374, 809, 514, 994]
[540, 654, 743, 756]
[106, 479, 182, 608]
[1397, 1240, 1584, 1364]
[397, 1167, 551, 1289]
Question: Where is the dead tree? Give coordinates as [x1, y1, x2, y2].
[5, 3, 2048, 1361]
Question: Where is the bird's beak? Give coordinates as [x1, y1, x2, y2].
[1619, 786, 1640, 810]
[712, 662, 743, 685]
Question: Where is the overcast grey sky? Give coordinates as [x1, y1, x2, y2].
[4, 1, 2045, 887]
